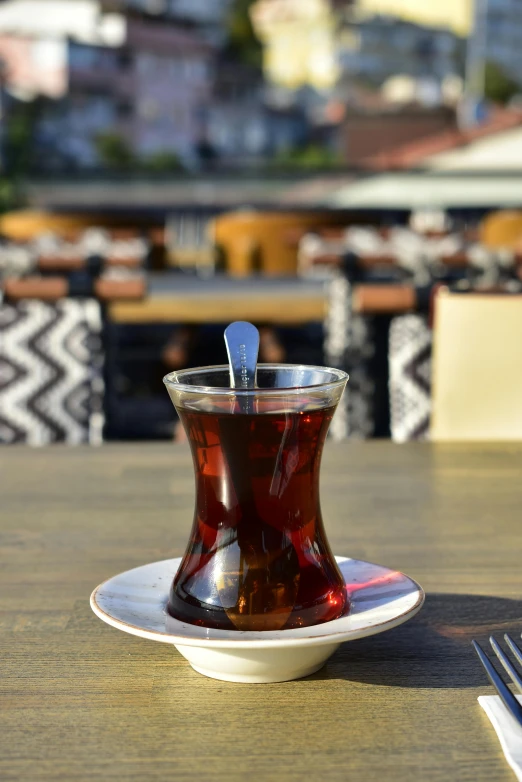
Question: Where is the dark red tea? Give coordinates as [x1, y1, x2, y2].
[168, 402, 348, 631]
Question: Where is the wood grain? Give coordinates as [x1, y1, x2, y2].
[108, 293, 326, 324]
[1, 443, 522, 781]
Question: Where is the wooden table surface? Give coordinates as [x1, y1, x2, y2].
[108, 275, 327, 325]
[2, 442, 522, 782]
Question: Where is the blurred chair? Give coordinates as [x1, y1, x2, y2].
[0, 298, 104, 445]
[0, 225, 148, 302]
[389, 313, 432, 443]
[479, 210, 522, 251]
[164, 209, 352, 381]
[431, 290, 522, 441]
[0, 210, 125, 242]
[0, 209, 157, 243]
[213, 211, 357, 277]
[165, 212, 216, 273]
[0, 209, 164, 268]
[0, 223, 151, 446]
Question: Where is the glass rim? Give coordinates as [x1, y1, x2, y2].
[163, 363, 349, 396]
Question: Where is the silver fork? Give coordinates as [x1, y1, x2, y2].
[473, 634, 522, 727]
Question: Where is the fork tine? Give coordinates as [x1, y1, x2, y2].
[472, 640, 522, 727]
[490, 636, 522, 694]
[505, 634, 522, 669]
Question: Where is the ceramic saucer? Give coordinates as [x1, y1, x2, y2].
[90, 556, 424, 684]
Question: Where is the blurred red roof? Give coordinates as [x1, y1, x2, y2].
[360, 107, 522, 169]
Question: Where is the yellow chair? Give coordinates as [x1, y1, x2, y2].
[431, 289, 522, 440]
[212, 210, 356, 277]
[479, 210, 522, 251]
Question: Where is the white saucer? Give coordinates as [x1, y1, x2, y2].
[90, 557, 424, 684]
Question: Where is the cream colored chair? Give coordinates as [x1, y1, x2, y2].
[431, 290, 522, 440]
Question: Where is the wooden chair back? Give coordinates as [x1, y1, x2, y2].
[479, 210, 522, 251]
[212, 211, 357, 277]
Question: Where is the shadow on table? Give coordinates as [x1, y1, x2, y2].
[313, 593, 522, 689]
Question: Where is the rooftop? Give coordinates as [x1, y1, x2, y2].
[358, 107, 522, 170]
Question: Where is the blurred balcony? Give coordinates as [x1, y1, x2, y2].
[69, 66, 134, 98]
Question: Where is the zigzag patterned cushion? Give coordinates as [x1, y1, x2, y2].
[0, 299, 104, 445]
[324, 275, 375, 440]
[389, 314, 432, 443]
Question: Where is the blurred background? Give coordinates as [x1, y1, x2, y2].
[1, 0, 522, 445]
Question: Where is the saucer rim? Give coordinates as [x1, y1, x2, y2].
[90, 556, 425, 650]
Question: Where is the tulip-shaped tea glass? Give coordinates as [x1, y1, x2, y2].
[164, 364, 349, 632]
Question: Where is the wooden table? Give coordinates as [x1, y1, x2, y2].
[2, 442, 522, 781]
[108, 275, 327, 325]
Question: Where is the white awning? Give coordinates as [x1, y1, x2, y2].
[326, 173, 522, 210]
[425, 126, 522, 172]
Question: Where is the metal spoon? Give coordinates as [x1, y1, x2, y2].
[224, 321, 259, 390]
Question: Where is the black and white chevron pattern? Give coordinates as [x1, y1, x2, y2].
[0, 299, 104, 445]
[389, 314, 432, 443]
[324, 275, 375, 440]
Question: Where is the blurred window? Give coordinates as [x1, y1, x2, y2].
[117, 100, 133, 119]
[138, 98, 161, 120]
[185, 59, 208, 81]
[172, 107, 187, 128]
[169, 0, 228, 23]
[436, 34, 455, 56]
[137, 53, 158, 76]
[118, 49, 133, 69]
[66, 94, 116, 132]
[69, 43, 118, 72]
[244, 118, 266, 154]
[69, 44, 99, 70]
[169, 58, 184, 78]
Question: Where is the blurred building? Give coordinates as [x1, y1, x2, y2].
[251, 0, 342, 91]
[0, 0, 124, 100]
[104, 0, 233, 45]
[250, 0, 464, 110]
[205, 62, 267, 159]
[485, 0, 522, 83]
[354, 0, 472, 37]
[354, 0, 522, 87]
[0, 0, 215, 169]
[113, 0, 232, 23]
[0, 0, 336, 169]
[206, 67, 324, 161]
[337, 13, 463, 89]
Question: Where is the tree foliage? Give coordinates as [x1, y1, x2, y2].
[1, 96, 42, 209]
[94, 131, 135, 170]
[2, 97, 45, 178]
[484, 61, 521, 105]
[141, 150, 183, 172]
[226, 0, 262, 69]
[273, 144, 341, 169]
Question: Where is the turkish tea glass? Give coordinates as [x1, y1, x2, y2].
[164, 364, 349, 631]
